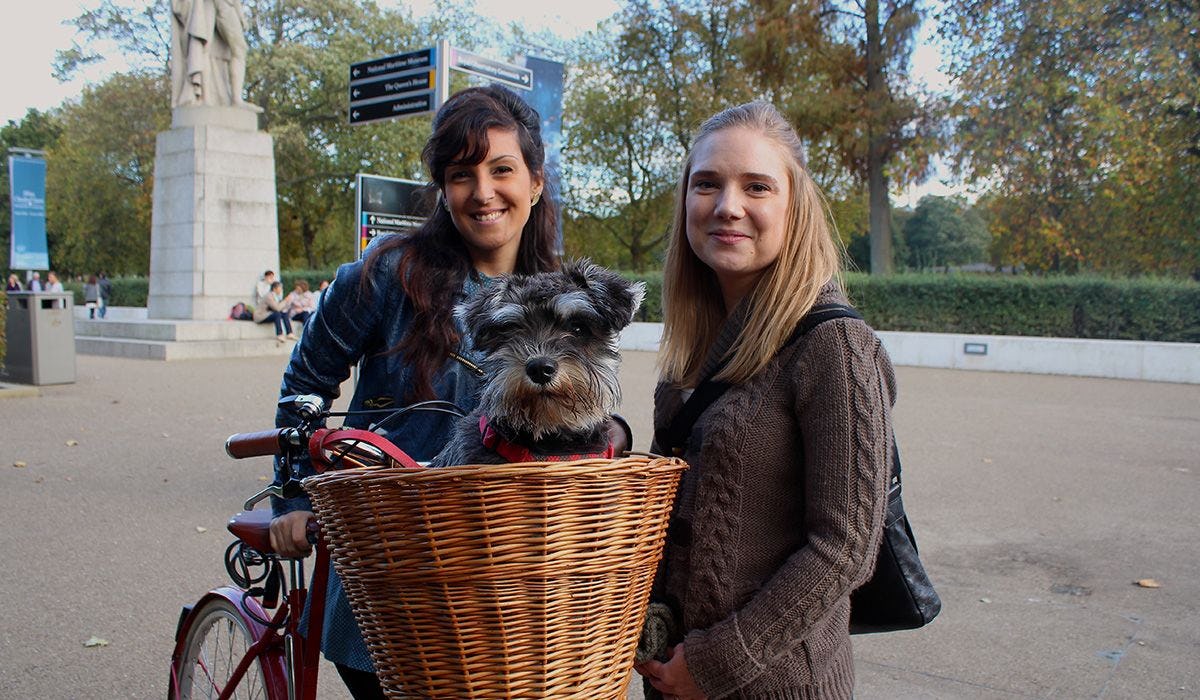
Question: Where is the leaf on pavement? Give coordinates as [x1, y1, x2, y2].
[83, 636, 109, 648]
[12, 461, 27, 468]
[196, 526, 208, 533]
[1135, 578, 1161, 589]
[66, 439, 79, 447]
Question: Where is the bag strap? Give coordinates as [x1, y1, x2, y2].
[655, 303, 862, 454]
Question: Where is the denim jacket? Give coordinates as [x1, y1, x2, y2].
[270, 241, 488, 671]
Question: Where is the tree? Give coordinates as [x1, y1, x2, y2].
[940, 0, 1200, 276]
[45, 73, 170, 276]
[902, 195, 988, 270]
[743, 0, 943, 274]
[563, 0, 759, 269]
[563, 27, 681, 272]
[244, 0, 430, 268]
[618, 0, 758, 153]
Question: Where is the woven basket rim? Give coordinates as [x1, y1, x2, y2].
[303, 453, 685, 487]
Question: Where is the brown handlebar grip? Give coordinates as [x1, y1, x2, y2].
[225, 429, 286, 459]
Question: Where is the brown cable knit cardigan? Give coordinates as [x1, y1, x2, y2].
[649, 286, 896, 699]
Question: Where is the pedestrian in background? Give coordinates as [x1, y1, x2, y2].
[98, 272, 112, 318]
[5, 274, 21, 292]
[83, 275, 102, 319]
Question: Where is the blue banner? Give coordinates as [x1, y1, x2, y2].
[8, 155, 49, 270]
[521, 56, 565, 254]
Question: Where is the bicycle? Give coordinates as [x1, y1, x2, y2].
[167, 393, 462, 700]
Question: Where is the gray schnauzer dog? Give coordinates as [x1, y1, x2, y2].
[430, 260, 645, 467]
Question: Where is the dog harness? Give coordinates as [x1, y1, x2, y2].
[478, 416, 616, 462]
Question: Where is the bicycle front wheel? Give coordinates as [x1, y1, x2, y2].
[170, 597, 276, 700]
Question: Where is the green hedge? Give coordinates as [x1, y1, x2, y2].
[44, 270, 1200, 343]
[617, 271, 1199, 343]
[842, 273, 1200, 342]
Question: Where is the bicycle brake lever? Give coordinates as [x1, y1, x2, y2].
[243, 484, 284, 511]
[244, 479, 306, 511]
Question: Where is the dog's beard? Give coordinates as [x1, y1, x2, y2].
[478, 355, 620, 441]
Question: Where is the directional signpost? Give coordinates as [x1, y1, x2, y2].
[446, 47, 533, 92]
[349, 41, 532, 126]
[348, 46, 440, 126]
[355, 174, 431, 256]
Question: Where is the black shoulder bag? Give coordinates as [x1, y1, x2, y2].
[654, 303, 941, 634]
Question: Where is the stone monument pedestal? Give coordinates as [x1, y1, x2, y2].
[148, 106, 278, 320]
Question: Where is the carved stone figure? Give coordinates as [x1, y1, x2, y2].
[170, 0, 261, 111]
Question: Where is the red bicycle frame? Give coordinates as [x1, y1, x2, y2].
[169, 511, 333, 700]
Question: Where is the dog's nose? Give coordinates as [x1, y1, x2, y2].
[525, 357, 558, 385]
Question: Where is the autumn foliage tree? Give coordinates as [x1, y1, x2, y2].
[940, 0, 1200, 276]
[46, 73, 170, 276]
[563, 1, 759, 270]
[743, 0, 943, 273]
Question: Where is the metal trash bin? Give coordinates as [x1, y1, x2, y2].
[2, 291, 76, 385]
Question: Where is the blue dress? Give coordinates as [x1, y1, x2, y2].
[270, 241, 488, 671]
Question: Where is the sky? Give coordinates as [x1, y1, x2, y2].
[1, 0, 959, 204]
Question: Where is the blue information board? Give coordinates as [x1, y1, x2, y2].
[521, 56, 564, 254]
[8, 155, 49, 270]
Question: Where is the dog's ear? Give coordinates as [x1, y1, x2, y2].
[568, 259, 645, 331]
[457, 277, 510, 350]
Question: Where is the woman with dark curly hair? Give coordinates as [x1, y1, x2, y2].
[267, 85, 561, 699]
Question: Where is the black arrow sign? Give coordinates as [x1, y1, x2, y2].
[350, 70, 434, 104]
[350, 48, 435, 85]
[349, 93, 434, 125]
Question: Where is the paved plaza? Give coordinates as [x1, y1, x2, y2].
[1, 352, 1198, 698]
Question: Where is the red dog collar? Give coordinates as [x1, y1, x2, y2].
[479, 415, 615, 463]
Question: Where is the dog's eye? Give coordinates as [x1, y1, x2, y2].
[568, 322, 589, 337]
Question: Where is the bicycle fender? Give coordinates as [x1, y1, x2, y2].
[170, 587, 290, 698]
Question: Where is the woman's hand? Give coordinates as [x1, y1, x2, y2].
[269, 510, 315, 558]
[634, 643, 706, 700]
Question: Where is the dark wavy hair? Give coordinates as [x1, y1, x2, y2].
[365, 85, 561, 401]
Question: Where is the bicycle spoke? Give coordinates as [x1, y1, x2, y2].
[174, 600, 271, 700]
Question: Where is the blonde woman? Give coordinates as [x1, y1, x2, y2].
[636, 102, 896, 699]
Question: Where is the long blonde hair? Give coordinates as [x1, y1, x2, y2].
[659, 102, 844, 386]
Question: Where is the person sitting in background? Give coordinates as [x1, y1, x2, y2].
[5, 274, 21, 292]
[253, 270, 276, 312]
[282, 279, 317, 325]
[253, 280, 296, 343]
[314, 279, 332, 310]
[44, 272, 64, 293]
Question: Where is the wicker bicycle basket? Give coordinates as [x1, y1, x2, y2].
[303, 454, 686, 699]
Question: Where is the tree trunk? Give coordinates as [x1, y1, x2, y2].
[865, 0, 893, 275]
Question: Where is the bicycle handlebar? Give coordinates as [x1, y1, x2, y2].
[226, 429, 293, 459]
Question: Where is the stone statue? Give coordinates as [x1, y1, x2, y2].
[170, 0, 261, 111]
